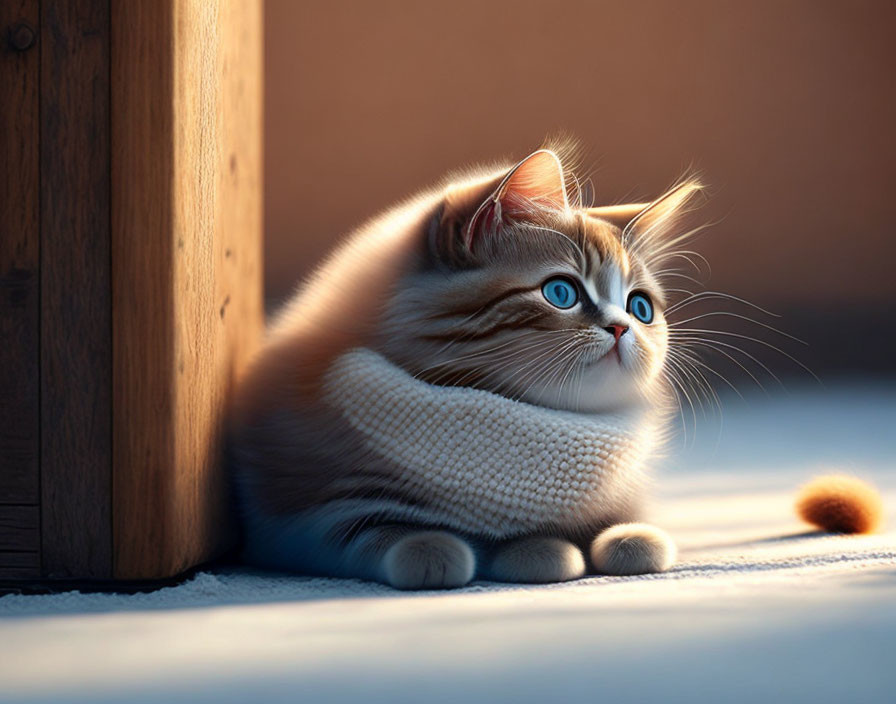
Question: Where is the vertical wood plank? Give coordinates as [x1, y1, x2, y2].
[217, 1, 264, 381]
[110, 0, 176, 578]
[167, 0, 223, 577]
[40, 0, 112, 578]
[201, 0, 263, 568]
[0, 0, 40, 521]
[112, 0, 263, 579]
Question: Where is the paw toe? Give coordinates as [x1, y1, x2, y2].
[590, 523, 676, 576]
[383, 531, 475, 590]
[489, 537, 585, 584]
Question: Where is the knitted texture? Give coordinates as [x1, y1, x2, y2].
[323, 349, 655, 538]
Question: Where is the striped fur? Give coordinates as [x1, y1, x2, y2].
[229, 145, 702, 588]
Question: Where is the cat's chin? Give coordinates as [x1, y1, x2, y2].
[514, 359, 649, 415]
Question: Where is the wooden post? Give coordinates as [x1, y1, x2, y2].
[40, 0, 113, 580]
[0, 0, 41, 579]
[0, 0, 263, 583]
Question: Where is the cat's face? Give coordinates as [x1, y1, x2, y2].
[379, 150, 700, 413]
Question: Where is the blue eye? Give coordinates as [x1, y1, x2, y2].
[628, 292, 654, 324]
[542, 277, 578, 309]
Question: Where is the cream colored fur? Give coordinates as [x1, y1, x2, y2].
[230, 144, 701, 588]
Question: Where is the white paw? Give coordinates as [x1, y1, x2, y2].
[382, 531, 476, 590]
[590, 523, 676, 575]
[487, 536, 586, 584]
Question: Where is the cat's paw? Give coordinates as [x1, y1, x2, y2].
[590, 523, 676, 576]
[486, 536, 586, 584]
[382, 531, 475, 590]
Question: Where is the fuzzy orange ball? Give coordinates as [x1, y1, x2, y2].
[795, 475, 884, 534]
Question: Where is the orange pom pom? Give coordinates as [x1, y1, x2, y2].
[795, 475, 884, 534]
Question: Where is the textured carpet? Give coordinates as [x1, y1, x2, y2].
[1, 383, 894, 703]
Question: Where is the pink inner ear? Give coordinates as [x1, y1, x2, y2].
[466, 150, 568, 250]
[498, 150, 569, 216]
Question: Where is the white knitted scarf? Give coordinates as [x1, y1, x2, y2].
[323, 348, 655, 538]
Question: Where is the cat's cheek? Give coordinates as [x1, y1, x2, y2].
[626, 329, 665, 385]
[618, 333, 649, 374]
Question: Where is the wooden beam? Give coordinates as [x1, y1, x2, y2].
[111, 0, 263, 579]
[0, 0, 40, 533]
[39, 0, 112, 579]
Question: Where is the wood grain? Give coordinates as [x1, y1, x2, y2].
[111, 0, 263, 579]
[40, 0, 112, 579]
[0, 551, 40, 579]
[0, 505, 39, 551]
[0, 0, 40, 517]
[109, 0, 175, 579]
[0, 503, 39, 580]
[0, 0, 261, 582]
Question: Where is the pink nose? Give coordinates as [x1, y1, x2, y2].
[603, 324, 629, 342]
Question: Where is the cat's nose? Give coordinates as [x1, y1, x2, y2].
[603, 324, 629, 342]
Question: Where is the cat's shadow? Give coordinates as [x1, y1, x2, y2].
[0, 530, 858, 618]
[685, 529, 831, 553]
[0, 562, 522, 619]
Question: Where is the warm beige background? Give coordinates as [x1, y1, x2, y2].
[265, 0, 896, 372]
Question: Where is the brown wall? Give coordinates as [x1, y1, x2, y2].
[265, 0, 896, 371]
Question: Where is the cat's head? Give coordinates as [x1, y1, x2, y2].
[378, 148, 703, 413]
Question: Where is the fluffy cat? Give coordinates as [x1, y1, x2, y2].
[229, 145, 703, 589]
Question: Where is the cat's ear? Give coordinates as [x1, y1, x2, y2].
[587, 180, 703, 239]
[433, 150, 569, 266]
[585, 203, 650, 231]
[467, 149, 569, 249]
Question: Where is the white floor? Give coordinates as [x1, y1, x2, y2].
[2, 382, 895, 704]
